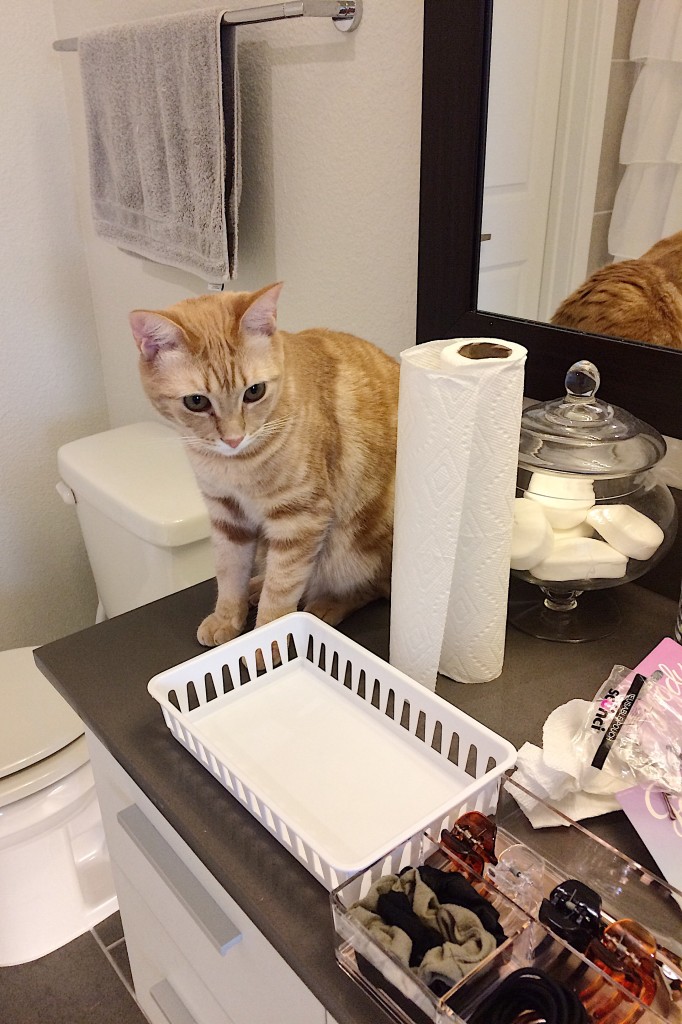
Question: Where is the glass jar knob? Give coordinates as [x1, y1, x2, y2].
[557, 360, 606, 424]
[565, 360, 600, 401]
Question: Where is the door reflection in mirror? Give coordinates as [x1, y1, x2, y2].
[479, 0, 682, 352]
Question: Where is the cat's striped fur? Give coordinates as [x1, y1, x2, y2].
[551, 231, 682, 350]
[130, 283, 399, 646]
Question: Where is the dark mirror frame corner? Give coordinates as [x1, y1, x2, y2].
[417, 0, 681, 440]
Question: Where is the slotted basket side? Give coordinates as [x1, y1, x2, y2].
[158, 714, 507, 889]
[148, 613, 516, 888]
[154, 703, 353, 888]
[296, 620, 514, 787]
[151, 615, 311, 717]
[331, 776, 511, 907]
[150, 613, 514, 783]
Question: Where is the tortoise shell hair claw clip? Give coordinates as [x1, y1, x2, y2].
[437, 810, 498, 877]
[538, 880, 659, 1022]
[431, 812, 544, 920]
[580, 918, 658, 1023]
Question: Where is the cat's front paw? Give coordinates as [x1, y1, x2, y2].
[197, 612, 244, 647]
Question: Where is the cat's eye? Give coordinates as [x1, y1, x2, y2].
[183, 394, 212, 413]
[243, 383, 266, 404]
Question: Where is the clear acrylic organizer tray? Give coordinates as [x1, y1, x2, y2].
[330, 773, 682, 1024]
[147, 612, 517, 890]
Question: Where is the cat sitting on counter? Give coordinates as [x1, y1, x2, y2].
[129, 283, 399, 647]
[551, 230, 682, 350]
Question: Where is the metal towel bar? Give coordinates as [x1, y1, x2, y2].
[53, 0, 362, 51]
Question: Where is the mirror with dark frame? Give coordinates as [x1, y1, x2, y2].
[417, 0, 682, 439]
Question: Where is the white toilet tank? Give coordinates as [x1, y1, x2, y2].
[58, 422, 215, 618]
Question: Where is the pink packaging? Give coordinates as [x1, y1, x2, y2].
[615, 637, 682, 904]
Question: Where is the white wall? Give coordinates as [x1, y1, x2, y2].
[0, 1, 109, 651]
[0, 0, 422, 652]
[54, 0, 425, 426]
[3, 2, 679, 653]
[0, 2, 419, 647]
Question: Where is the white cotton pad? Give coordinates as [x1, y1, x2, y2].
[516, 741, 575, 801]
[530, 537, 628, 582]
[508, 774, 621, 828]
[510, 498, 554, 570]
[542, 699, 624, 796]
[509, 701, 625, 829]
[587, 505, 664, 561]
[525, 472, 595, 529]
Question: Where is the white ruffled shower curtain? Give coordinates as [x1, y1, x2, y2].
[608, 0, 682, 259]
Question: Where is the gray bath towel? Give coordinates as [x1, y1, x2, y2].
[79, 8, 240, 283]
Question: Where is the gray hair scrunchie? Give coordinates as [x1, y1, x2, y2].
[348, 867, 497, 987]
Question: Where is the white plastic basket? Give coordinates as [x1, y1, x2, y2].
[148, 613, 516, 889]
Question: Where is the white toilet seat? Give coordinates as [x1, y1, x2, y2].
[0, 734, 90, 809]
[0, 646, 84, 797]
[0, 646, 118, 964]
[0, 744, 94, 849]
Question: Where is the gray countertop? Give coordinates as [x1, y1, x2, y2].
[34, 577, 679, 1023]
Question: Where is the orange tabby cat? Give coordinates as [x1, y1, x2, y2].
[129, 283, 399, 646]
[551, 230, 682, 350]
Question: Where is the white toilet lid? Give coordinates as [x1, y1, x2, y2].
[57, 420, 211, 547]
[0, 647, 84, 779]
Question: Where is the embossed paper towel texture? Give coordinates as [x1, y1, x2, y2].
[390, 339, 527, 689]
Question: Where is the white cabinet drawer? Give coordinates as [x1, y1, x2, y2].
[115, 869, 232, 1024]
[87, 731, 325, 1024]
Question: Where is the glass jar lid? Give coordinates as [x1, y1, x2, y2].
[518, 360, 666, 478]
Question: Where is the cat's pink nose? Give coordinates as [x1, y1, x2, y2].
[224, 435, 244, 449]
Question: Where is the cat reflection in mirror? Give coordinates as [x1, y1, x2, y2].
[551, 230, 682, 350]
[130, 283, 399, 646]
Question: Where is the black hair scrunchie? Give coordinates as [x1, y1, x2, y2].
[376, 891, 444, 968]
[466, 967, 589, 1024]
[416, 864, 507, 946]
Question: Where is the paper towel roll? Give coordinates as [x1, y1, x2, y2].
[389, 338, 527, 688]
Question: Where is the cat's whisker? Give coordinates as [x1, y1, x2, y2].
[256, 417, 289, 439]
[134, 426, 288, 449]
[180, 436, 210, 446]
[134, 435, 200, 451]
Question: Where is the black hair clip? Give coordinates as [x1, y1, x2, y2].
[539, 879, 602, 954]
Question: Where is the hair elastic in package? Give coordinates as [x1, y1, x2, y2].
[466, 967, 589, 1024]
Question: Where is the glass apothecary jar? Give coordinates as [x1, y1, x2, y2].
[508, 360, 677, 641]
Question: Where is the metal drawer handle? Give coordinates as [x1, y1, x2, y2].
[150, 980, 198, 1024]
[118, 804, 242, 956]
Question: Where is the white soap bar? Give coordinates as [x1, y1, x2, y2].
[587, 505, 664, 561]
[530, 537, 628, 582]
[553, 521, 594, 540]
[526, 472, 595, 529]
[510, 498, 554, 570]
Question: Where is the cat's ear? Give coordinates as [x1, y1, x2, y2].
[129, 310, 185, 361]
[239, 282, 283, 339]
